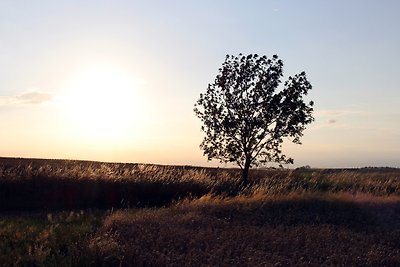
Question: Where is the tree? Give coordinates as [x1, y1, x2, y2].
[194, 54, 314, 185]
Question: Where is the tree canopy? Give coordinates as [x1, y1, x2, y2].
[194, 54, 314, 184]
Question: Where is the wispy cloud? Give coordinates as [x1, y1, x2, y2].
[0, 90, 53, 107]
[311, 108, 371, 130]
[315, 109, 371, 117]
[310, 107, 400, 132]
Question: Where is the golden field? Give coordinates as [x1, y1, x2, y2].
[1, 157, 400, 266]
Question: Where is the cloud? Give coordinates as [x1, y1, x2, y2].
[16, 91, 53, 104]
[0, 90, 53, 107]
[315, 109, 370, 117]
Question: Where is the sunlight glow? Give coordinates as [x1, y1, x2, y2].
[60, 64, 144, 143]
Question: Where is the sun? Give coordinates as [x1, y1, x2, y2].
[60, 64, 144, 143]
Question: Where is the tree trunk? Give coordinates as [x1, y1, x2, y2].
[242, 158, 251, 186]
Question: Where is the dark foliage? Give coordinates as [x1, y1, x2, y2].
[194, 54, 314, 184]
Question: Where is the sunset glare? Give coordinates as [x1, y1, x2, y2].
[60, 65, 143, 142]
[0, 1, 399, 168]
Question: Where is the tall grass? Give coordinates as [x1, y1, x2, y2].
[1, 157, 399, 211]
[1, 157, 400, 266]
[0, 157, 238, 210]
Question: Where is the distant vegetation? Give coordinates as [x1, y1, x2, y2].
[1, 157, 400, 266]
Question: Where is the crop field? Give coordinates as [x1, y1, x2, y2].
[1, 157, 400, 266]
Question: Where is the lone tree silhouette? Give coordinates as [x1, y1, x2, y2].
[194, 54, 314, 185]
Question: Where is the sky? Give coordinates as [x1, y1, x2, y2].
[0, 0, 399, 168]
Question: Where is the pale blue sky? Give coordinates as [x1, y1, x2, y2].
[0, 1, 399, 167]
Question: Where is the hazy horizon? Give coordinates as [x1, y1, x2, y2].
[1, 1, 399, 168]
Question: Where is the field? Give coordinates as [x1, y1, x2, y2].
[1, 157, 400, 266]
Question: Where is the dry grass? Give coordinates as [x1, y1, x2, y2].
[92, 193, 400, 266]
[0, 157, 235, 210]
[1, 157, 400, 211]
[1, 157, 400, 265]
[286, 168, 400, 195]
